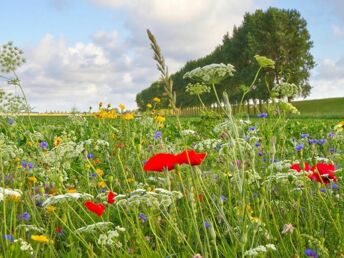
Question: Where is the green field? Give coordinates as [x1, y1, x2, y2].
[293, 97, 344, 117]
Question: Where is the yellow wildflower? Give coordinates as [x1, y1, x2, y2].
[53, 136, 62, 147]
[123, 113, 134, 120]
[98, 181, 107, 188]
[66, 188, 77, 193]
[27, 141, 33, 147]
[95, 168, 104, 177]
[119, 103, 126, 111]
[28, 176, 37, 184]
[84, 163, 91, 170]
[334, 121, 344, 132]
[46, 205, 57, 213]
[155, 115, 165, 125]
[153, 97, 161, 103]
[146, 103, 152, 109]
[31, 235, 53, 243]
[127, 178, 135, 184]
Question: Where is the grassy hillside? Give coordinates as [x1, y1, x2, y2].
[292, 97, 344, 117]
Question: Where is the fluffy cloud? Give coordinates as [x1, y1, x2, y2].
[310, 57, 344, 99]
[12, 0, 265, 111]
[332, 25, 344, 37]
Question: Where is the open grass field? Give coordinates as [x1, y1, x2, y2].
[292, 98, 344, 118]
[0, 112, 343, 257]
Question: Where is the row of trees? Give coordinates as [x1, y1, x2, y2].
[136, 7, 315, 110]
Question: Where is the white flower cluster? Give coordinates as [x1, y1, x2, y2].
[75, 222, 114, 234]
[183, 63, 235, 85]
[244, 243, 276, 256]
[68, 114, 88, 126]
[272, 82, 301, 98]
[278, 102, 300, 115]
[42, 192, 93, 207]
[268, 160, 292, 171]
[116, 188, 183, 209]
[181, 129, 197, 136]
[14, 238, 33, 255]
[0, 187, 22, 201]
[194, 139, 222, 152]
[97, 226, 126, 247]
[0, 133, 24, 162]
[16, 224, 44, 233]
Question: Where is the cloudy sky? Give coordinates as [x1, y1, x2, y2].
[0, 0, 344, 112]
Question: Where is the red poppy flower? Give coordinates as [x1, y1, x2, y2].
[143, 153, 178, 172]
[107, 191, 116, 204]
[309, 163, 336, 184]
[84, 201, 106, 217]
[290, 162, 311, 172]
[55, 226, 62, 234]
[176, 150, 206, 166]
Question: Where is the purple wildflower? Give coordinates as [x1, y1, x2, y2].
[87, 153, 94, 159]
[220, 195, 226, 202]
[309, 139, 317, 145]
[20, 212, 30, 221]
[7, 118, 14, 125]
[328, 132, 335, 138]
[295, 143, 304, 151]
[257, 113, 268, 118]
[139, 213, 148, 223]
[39, 141, 49, 150]
[204, 221, 210, 229]
[317, 139, 326, 145]
[21, 161, 27, 169]
[329, 147, 335, 153]
[258, 151, 263, 156]
[248, 126, 256, 132]
[255, 142, 261, 147]
[304, 249, 318, 258]
[301, 133, 309, 138]
[3, 234, 14, 242]
[154, 131, 162, 140]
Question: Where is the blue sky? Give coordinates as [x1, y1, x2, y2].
[0, 0, 344, 111]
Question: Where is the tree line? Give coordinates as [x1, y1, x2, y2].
[136, 7, 315, 110]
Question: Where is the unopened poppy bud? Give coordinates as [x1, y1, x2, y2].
[108, 175, 114, 182]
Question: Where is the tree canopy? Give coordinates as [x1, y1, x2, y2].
[136, 7, 315, 110]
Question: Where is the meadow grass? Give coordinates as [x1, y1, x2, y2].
[0, 113, 343, 257]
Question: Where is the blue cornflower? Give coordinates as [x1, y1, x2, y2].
[304, 249, 318, 257]
[7, 118, 14, 125]
[255, 142, 261, 147]
[309, 139, 317, 145]
[248, 126, 256, 132]
[28, 162, 33, 169]
[328, 132, 335, 138]
[154, 131, 162, 140]
[329, 147, 335, 153]
[39, 141, 49, 150]
[220, 195, 226, 202]
[329, 183, 338, 190]
[139, 213, 148, 223]
[300, 133, 309, 138]
[90, 173, 97, 177]
[87, 153, 94, 159]
[295, 143, 304, 151]
[317, 139, 326, 145]
[204, 221, 210, 229]
[3, 234, 14, 242]
[20, 212, 30, 221]
[21, 161, 27, 169]
[257, 113, 268, 118]
[258, 151, 263, 156]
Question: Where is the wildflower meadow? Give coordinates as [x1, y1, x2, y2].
[1, 5, 344, 258]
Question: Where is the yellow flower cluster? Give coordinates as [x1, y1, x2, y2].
[31, 235, 53, 244]
[122, 113, 134, 120]
[155, 114, 165, 127]
[53, 136, 62, 147]
[334, 121, 344, 132]
[95, 109, 118, 119]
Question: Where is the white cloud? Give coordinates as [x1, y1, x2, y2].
[309, 57, 344, 99]
[10, 0, 269, 112]
[332, 25, 344, 37]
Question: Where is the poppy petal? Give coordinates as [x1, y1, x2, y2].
[176, 150, 206, 166]
[107, 191, 116, 204]
[84, 201, 106, 216]
[143, 153, 178, 172]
